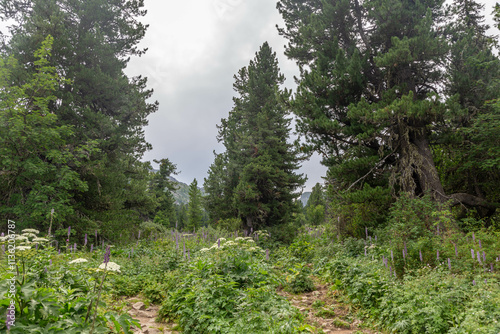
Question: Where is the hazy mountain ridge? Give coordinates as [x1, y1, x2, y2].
[169, 176, 205, 205]
[300, 192, 311, 207]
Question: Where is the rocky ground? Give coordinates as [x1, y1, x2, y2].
[126, 299, 179, 334]
[278, 279, 381, 334]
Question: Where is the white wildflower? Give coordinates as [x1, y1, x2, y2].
[21, 228, 40, 234]
[33, 237, 49, 242]
[234, 237, 244, 241]
[16, 246, 31, 251]
[99, 262, 121, 272]
[69, 258, 88, 264]
[199, 248, 210, 252]
[15, 235, 28, 241]
[255, 230, 269, 237]
[22, 233, 38, 239]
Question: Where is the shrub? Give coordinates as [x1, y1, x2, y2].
[139, 220, 168, 236]
[216, 217, 242, 232]
[289, 238, 315, 263]
[285, 263, 315, 294]
[158, 240, 305, 333]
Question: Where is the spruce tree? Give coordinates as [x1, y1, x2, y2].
[150, 158, 178, 227]
[435, 0, 500, 219]
[187, 179, 203, 231]
[203, 152, 237, 222]
[206, 42, 306, 229]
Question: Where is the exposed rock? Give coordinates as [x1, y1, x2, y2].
[132, 302, 146, 310]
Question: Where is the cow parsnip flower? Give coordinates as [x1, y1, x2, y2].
[69, 258, 88, 264]
[21, 229, 40, 234]
[16, 246, 32, 251]
[33, 237, 49, 242]
[99, 261, 121, 272]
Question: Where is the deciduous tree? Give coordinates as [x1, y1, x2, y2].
[1, 0, 157, 234]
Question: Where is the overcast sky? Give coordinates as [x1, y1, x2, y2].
[124, 0, 327, 191]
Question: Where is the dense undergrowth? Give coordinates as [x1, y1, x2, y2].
[1, 204, 499, 333]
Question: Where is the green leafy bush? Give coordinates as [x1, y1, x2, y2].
[158, 238, 306, 333]
[289, 238, 314, 262]
[0, 246, 137, 333]
[285, 263, 315, 294]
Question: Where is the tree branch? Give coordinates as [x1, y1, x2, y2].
[347, 151, 394, 191]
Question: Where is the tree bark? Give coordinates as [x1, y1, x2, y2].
[412, 133, 448, 202]
[410, 130, 496, 217]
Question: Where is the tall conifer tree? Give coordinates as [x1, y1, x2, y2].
[187, 178, 203, 231]
[151, 158, 178, 227]
[205, 42, 305, 229]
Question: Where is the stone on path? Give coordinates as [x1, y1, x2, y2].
[132, 301, 146, 310]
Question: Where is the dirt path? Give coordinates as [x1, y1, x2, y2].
[126, 298, 179, 334]
[278, 280, 380, 334]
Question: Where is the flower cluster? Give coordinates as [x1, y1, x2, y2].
[103, 245, 111, 264]
[33, 237, 49, 243]
[199, 237, 264, 254]
[253, 230, 270, 239]
[21, 228, 40, 234]
[99, 261, 121, 272]
[69, 258, 88, 264]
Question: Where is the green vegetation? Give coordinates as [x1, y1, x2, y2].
[1, 0, 500, 333]
[1, 0, 157, 236]
[151, 159, 178, 228]
[2, 213, 498, 333]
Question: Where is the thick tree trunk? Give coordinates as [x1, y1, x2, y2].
[408, 130, 496, 216]
[412, 133, 448, 202]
